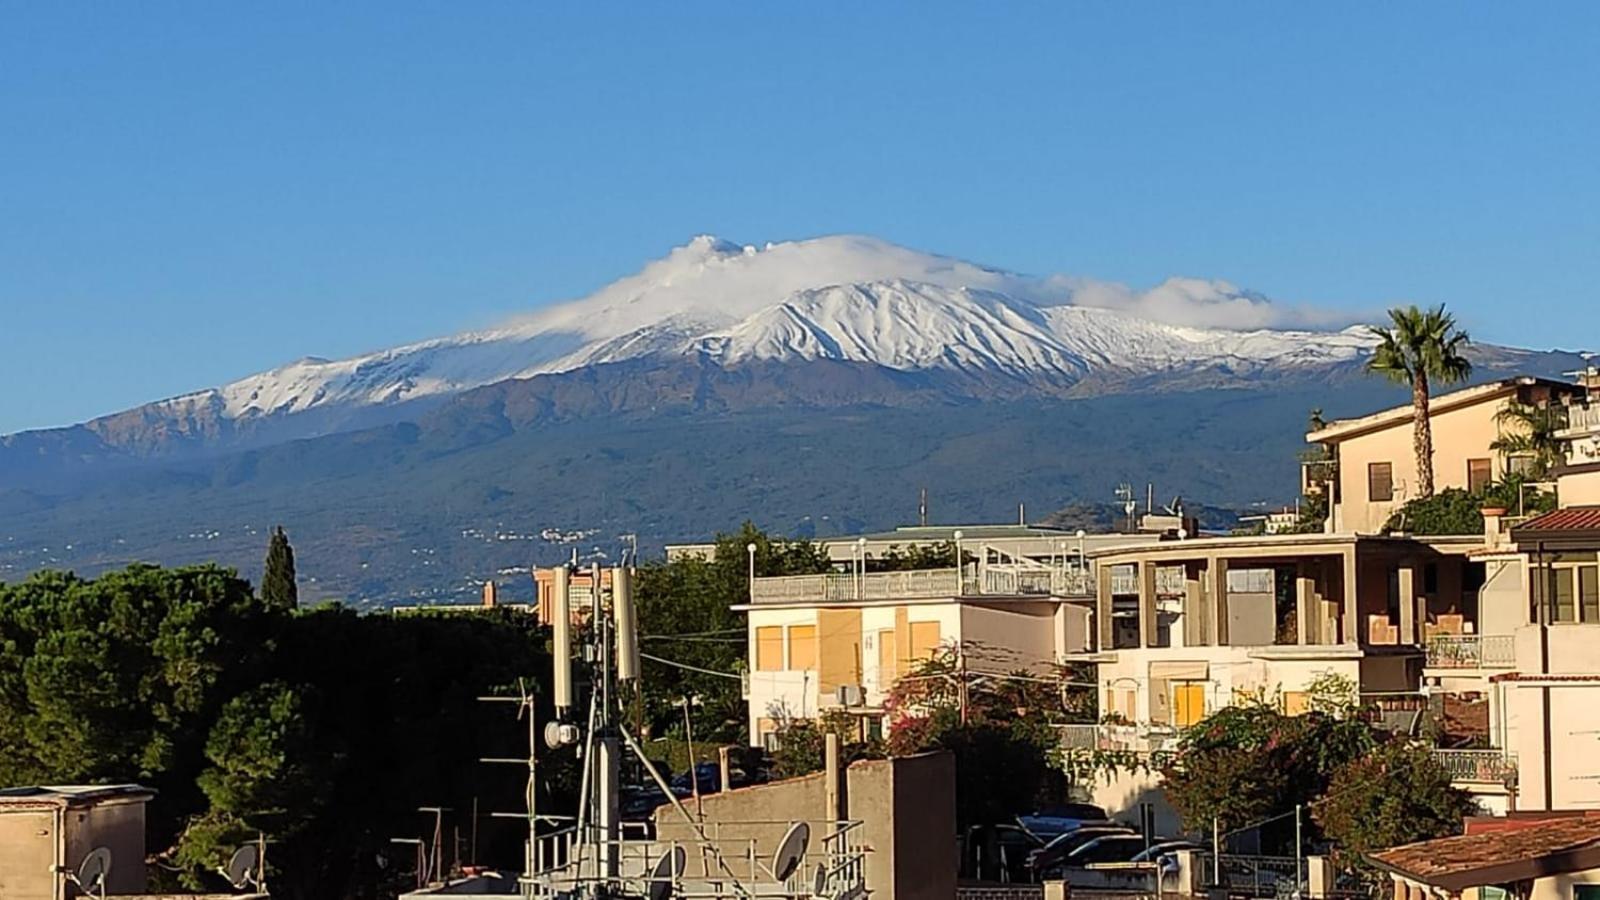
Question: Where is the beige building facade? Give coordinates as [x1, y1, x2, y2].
[1308, 377, 1582, 535]
[0, 785, 153, 900]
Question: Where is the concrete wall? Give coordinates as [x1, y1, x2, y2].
[655, 752, 957, 900]
[848, 753, 957, 900]
[1479, 556, 1528, 637]
[1332, 392, 1516, 535]
[1096, 645, 1368, 725]
[960, 603, 1059, 674]
[63, 798, 147, 897]
[0, 809, 55, 900]
[1085, 767, 1184, 838]
[1503, 675, 1600, 811]
[1530, 866, 1600, 900]
[1559, 468, 1600, 507]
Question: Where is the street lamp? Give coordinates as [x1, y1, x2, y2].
[746, 542, 757, 603]
[1076, 529, 1087, 574]
[953, 530, 964, 592]
[855, 537, 867, 600]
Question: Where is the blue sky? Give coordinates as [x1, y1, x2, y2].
[2, 3, 1598, 434]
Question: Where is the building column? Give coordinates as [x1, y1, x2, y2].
[1185, 561, 1206, 647]
[1209, 556, 1230, 646]
[1342, 549, 1360, 646]
[1296, 561, 1313, 646]
[1097, 565, 1114, 652]
[1398, 563, 1418, 645]
[1139, 561, 1158, 648]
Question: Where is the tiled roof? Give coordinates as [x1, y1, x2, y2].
[1512, 506, 1600, 536]
[1369, 817, 1600, 890]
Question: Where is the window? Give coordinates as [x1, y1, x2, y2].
[909, 621, 941, 660]
[1572, 886, 1600, 900]
[787, 625, 816, 670]
[1172, 682, 1206, 727]
[756, 626, 784, 672]
[876, 630, 897, 682]
[1368, 462, 1394, 502]
[1467, 458, 1493, 493]
[1552, 569, 1577, 623]
[1584, 567, 1600, 624]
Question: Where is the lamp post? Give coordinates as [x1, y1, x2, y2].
[855, 537, 867, 600]
[746, 542, 757, 603]
[953, 530, 964, 593]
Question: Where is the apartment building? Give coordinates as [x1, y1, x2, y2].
[1077, 533, 1480, 731]
[1306, 377, 1582, 534]
[733, 530, 1152, 747]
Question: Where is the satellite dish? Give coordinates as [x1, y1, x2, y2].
[813, 861, 829, 896]
[771, 821, 810, 882]
[77, 847, 112, 895]
[224, 844, 260, 890]
[647, 845, 686, 900]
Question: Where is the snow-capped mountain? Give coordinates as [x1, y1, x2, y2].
[55, 235, 1391, 451]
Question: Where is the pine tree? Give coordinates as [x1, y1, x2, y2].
[262, 526, 298, 610]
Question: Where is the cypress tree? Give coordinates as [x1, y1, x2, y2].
[262, 525, 298, 610]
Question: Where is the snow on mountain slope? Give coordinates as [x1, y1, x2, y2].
[61, 234, 1381, 444]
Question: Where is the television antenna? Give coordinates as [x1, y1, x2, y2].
[62, 846, 112, 899]
[1115, 484, 1137, 532]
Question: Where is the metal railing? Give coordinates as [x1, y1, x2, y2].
[1432, 748, 1518, 786]
[1058, 723, 1181, 754]
[526, 819, 866, 898]
[1569, 403, 1600, 432]
[750, 565, 1096, 603]
[1425, 634, 1517, 669]
[1196, 853, 1304, 898]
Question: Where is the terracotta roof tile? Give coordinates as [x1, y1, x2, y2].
[1370, 817, 1600, 888]
[1512, 506, 1600, 536]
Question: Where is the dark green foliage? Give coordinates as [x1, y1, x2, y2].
[866, 542, 966, 572]
[634, 523, 829, 743]
[1161, 696, 1379, 849]
[769, 709, 883, 779]
[0, 564, 554, 900]
[1314, 739, 1473, 858]
[261, 526, 298, 610]
[1384, 475, 1556, 535]
[882, 645, 1092, 828]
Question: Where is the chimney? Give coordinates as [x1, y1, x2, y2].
[1482, 506, 1508, 548]
[482, 580, 498, 608]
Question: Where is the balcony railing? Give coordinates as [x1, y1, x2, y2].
[1425, 634, 1517, 669]
[1569, 403, 1600, 432]
[751, 564, 1097, 603]
[1432, 748, 1517, 786]
[1058, 723, 1181, 754]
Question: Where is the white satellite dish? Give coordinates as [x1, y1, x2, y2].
[647, 845, 686, 900]
[224, 844, 260, 890]
[76, 847, 113, 896]
[771, 821, 810, 882]
[813, 861, 829, 897]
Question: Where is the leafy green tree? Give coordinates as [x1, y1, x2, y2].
[1491, 401, 1569, 478]
[866, 541, 971, 572]
[1161, 696, 1377, 851]
[262, 526, 298, 610]
[769, 708, 882, 779]
[1366, 304, 1473, 499]
[1313, 739, 1472, 858]
[882, 644, 1090, 828]
[634, 523, 829, 743]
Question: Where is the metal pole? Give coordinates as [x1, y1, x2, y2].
[746, 543, 757, 603]
[1212, 817, 1220, 886]
[1295, 804, 1304, 897]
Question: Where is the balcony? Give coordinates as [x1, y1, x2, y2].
[1431, 748, 1517, 786]
[1058, 723, 1181, 755]
[1425, 634, 1517, 669]
[750, 565, 1096, 604]
[1568, 403, 1600, 433]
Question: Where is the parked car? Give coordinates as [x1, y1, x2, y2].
[963, 823, 1048, 883]
[1063, 834, 1153, 865]
[670, 762, 724, 796]
[1026, 824, 1137, 877]
[1016, 803, 1115, 840]
[1129, 840, 1203, 864]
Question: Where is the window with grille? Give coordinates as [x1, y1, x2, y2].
[1368, 462, 1394, 502]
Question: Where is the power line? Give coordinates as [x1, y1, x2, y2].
[639, 651, 743, 681]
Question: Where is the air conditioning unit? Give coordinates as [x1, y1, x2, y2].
[836, 684, 864, 707]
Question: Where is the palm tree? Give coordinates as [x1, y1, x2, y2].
[1366, 305, 1473, 498]
[1490, 401, 1569, 478]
